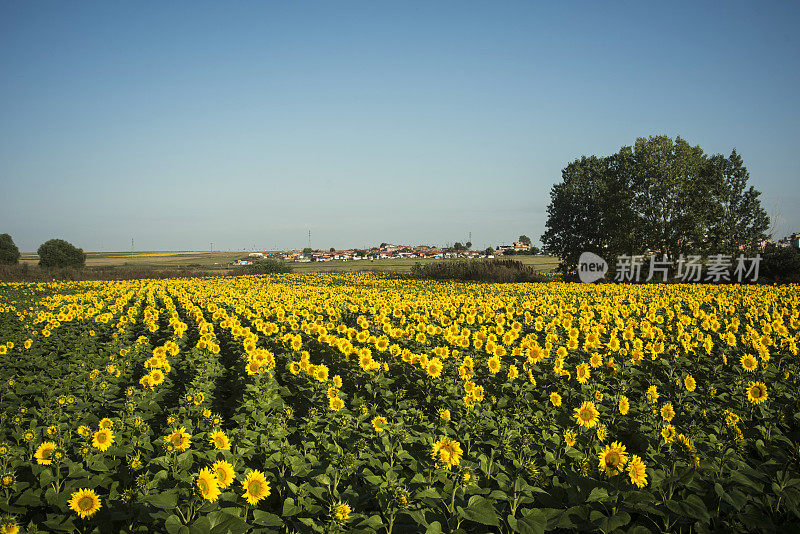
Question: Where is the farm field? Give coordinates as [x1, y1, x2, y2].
[16, 252, 559, 275]
[0, 274, 798, 533]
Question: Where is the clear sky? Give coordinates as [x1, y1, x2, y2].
[1, 1, 798, 252]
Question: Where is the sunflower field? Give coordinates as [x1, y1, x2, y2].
[0, 273, 799, 533]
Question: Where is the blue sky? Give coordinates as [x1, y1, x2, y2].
[1, 1, 798, 252]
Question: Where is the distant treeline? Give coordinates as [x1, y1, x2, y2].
[410, 259, 551, 283]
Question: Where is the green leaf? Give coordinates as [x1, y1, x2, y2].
[457, 496, 500, 527]
[165, 515, 184, 534]
[145, 490, 179, 509]
[189, 517, 211, 534]
[586, 487, 609, 503]
[252, 510, 282, 527]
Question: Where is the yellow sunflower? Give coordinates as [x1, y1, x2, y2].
[371, 416, 388, 433]
[740, 354, 758, 372]
[574, 401, 600, 428]
[576, 363, 590, 384]
[431, 437, 463, 470]
[426, 358, 443, 378]
[241, 470, 271, 505]
[683, 375, 696, 392]
[68, 488, 102, 519]
[618, 396, 630, 415]
[196, 467, 221, 502]
[209, 430, 230, 450]
[598, 441, 628, 476]
[166, 427, 192, 452]
[661, 424, 676, 443]
[550, 392, 562, 407]
[333, 501, 351, 522]
[627, 455, 648, 488]
[34, 441, 57, 465]
[91, 429, 114, 452]
[212, 460, 235, 488]
[746, 382, 768, 405]
[660, 403, 675, 422]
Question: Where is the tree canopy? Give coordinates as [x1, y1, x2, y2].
[0, 234, 20, 265]
[38, 239, 86, 268]
[541, 136, 769, 274]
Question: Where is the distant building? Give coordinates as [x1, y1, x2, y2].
[791, 233, 800, 249]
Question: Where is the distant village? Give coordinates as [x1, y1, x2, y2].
[228, 233, 800, 266]
[230, 241, 539, 266]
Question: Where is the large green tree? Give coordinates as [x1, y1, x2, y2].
[541, 136, 770, 274]
[0, 234, 20, 264]
[38, 239, 86, 268]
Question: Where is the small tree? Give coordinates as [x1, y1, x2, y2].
[329, 247, 336, 252]
[302, 247, 313, 254]
[453, 242, 465, 251]
[485, 247, 494, 256]
[38, 239, 86, 268]
[518, 235, 531, 246]
[0, 233, 20, 264]
[466, 241, 472, 249]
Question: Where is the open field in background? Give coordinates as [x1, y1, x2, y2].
[16, 252, 561, 275]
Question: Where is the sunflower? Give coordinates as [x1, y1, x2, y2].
[618, 396, 630, 415]
[209, 430, 230, 450]
[98, 418, 113, 429]
[35, 441, 57, 465]
[598, 441, 628, 476]
[660, 403, 675, 422]
[68, 488, 102, 519]
[746, 382, 768, 405]
[646, 385, 659, 403]
[487, 356, 501, 374]
[431, 437, 463, 469]
[574, 401, 600, 428]
[507, 365, 519, 380]
[329, 397, 344, 411]
[426, 358, 443, 378]
[627, 455, 648, 488]
[439, 409, 451, 421]
[563, 430, 576, 447]
[241, 470, 271, 505]
[596, 424, 607, 442]
[92, 429, 114, 452]
[683, 375, 696, 392]
[289, 361, 301, 375]
[589, 353, 603, 368]
[549, 392, 562, 407]
[661, 424, 676, 443]
[333, 501, 351, 522]
[0, 518, 19, 534]
[166, 427, 192, 452]
[576, 363, 590, 384]
[196, 467, 221, 502]
[740, 354, 758, 372]
[212, 460, 235, 488]
[371, 416, 388, 433]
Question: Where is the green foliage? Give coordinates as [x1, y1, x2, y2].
[541, 136, 770, 274]
[0, 233, 20, 264]
[37, 239, 86, 268]
[410, 259, 549, 283]
[760, 244, 800, 282]
[518, 235, 531, 246]
[230, 260, 293, 275]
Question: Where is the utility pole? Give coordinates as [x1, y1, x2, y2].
[308, 230, 311, 250]
[211, 242, 213, 253]
[131, 238, 134, 258]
